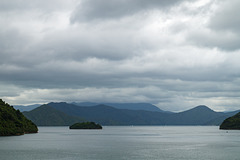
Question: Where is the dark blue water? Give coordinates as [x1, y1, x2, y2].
[0, 126, 239, 160]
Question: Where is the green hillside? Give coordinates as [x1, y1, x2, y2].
[23, 104, 84, 126]
[0, 99, 38, 136]
[220, 112, 240, 130]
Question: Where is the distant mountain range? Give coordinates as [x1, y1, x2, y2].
[72, 102, 167, 112]
[23, 104, 84, 126]
[14, 104, 42, 112]
[16, 102, 166, 112]
[22, 102, 240, 126]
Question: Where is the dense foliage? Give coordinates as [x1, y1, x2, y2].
[0, 99, 38, 136]
[220, 112, 240, 130]
[69, 122, 102, 129]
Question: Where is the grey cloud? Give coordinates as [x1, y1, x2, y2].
[192, 0, 240, 51]
[0, 29, 34, 73]
[71, 0, 185, 22]
[0, 28, 30, 55]
[1, 23, 239, 90]
[175, 0, 240, 51]
[0, 26, 141, 73]
[209, 0, 240, 33]
[0, 51, 238, 90]
[188, 30, 240, 51]
[36, 29, 140, 61]
[1, 58, 239, 112]
[0, 0, 73, 12]
[1, 0, 240, 112]
[4, 81, 239, 112]
[0, 83, 22, 97]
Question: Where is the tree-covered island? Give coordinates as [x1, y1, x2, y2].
[0, 99, 38, 136]
[69, 122, 102, 129]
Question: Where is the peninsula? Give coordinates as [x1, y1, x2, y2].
[220, 112, 240, 130]
[0, 99, 38, 136]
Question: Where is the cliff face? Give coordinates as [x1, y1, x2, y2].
[0, 99, 38, 136]
[220, 112, 240, 130]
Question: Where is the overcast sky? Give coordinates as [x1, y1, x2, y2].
[1, 0, 240, 112]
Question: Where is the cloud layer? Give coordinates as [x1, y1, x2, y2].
[0, 0, 240, 112]
[71, 0, 185, 22]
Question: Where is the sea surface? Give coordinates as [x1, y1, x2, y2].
[0, 126, 239, 160]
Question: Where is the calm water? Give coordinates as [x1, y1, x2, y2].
[0, 126, 239, 160]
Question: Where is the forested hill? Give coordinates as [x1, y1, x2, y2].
[0, 99, 38, 136]
[23, 104, 84, 126]
[220, 112, 240, 130]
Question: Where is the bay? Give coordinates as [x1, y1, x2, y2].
[0, 126, 240, 160]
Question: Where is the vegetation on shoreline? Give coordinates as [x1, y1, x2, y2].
[70, 122, 102, 129]
[220, 112, 240, 130]
[0, 99, 38, 136]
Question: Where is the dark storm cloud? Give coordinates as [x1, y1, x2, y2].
[71, 0, 185, 22]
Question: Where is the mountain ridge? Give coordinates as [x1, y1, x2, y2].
[72, 102, 167, 112]
[16, 102, 166, 113]
[46, 103, 168, 125]
[165, 105, 224, 125]
[23, 104, 84, 126]
[23, 102, 239, 126]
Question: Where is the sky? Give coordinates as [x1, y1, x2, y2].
[0, 0, 240, 112]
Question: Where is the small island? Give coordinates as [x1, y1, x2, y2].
[69, 122, 102, 129]
[0, 99, 38, 136]
[220, 112, 240, 130]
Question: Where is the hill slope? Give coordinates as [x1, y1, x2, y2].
[47, 102, 168, 125]
[23, 104, 84, 126]
[166, 105, 225, 125]
[15, 102, 166, 112]
[0, 99, 38, 136]
[220, 112, 240, 130]
[72, 102, 165, 112]
[24, 102, 239, 126]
